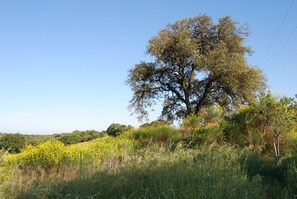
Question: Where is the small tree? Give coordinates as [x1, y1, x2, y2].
[0, 133, 26, 153]
[226, 92, 296, 164]
[139, 119, 169, 128]
[58, 133, 81, 145]
[106, 123, 133, 137]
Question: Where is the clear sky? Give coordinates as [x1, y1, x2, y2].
[0, 0, 296, 134]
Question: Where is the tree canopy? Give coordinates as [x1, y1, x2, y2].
[127, 14, 265, 122]
[106, 123, 133, 137]
[0, 133, 26, 153]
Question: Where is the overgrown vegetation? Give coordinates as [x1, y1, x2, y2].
[0, 93, 296, 198]
[0, 130, 106, 154]
[106, 123, 133, 137]
[1, 14, 297, 198]
[0, 133, 26, 153]
[15, 148, 270, 199]
[56, 130, 106, 145]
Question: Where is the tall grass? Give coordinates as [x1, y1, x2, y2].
[1, 127, 296, 199]
[14, 146, 291, 199]
[0, 137, 136, 198]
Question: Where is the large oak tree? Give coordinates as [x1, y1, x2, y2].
[127, 15, 265, 122]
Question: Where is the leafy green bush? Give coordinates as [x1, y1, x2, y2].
[223, 121, 247, 147]
[0, 133, 26, 153]
[182, 123, 224, 148]
[106, 123, 133, 137]
[224, 92, 296, 160]
[72, 130, 105, 142]
[139, 119, 169, 128]
[26, 135, 55, 146]
[285, 157, 297, 195]
[58, 134, 81, 145]
[240, 151, 297, 196]
[181, 107, 224, 148]
[180, 114, 202, 137]
[122, 125, 182, 147]
[57, 130, 106, 145]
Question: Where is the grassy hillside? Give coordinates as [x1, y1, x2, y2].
[0, 130, 106, 154]
[17, 147, 270, 199]
[0, 124, 296, 198]
[1, 96, 297, 199]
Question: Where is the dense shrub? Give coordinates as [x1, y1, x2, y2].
[223, 121, 247, 147]
[139, 119, 169, 128]
[180, 114, 202, 138]
[181, 106, 224, 147]
[182, 123, 225, 148]
[0, 133, 26, 153]
[122, 125, 182, 147]
[241, 152, 297, 196]
[26, 135, 55, 146]
[57, 130, 106, 145]
[106, 123, 133, 137]
[224, 92, 296, 160]
[58, 134, 81, 145]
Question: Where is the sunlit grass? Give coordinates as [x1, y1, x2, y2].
[0, 133, 295, 198]
[9, 147, 291, 199]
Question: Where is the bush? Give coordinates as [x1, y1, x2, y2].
[224, 92, 297, 160]
[182, 123, 224, 148]
[58, 130, 106, 145]
[26, 135, 55, 146]
[0, 133, 26, 153]
[72, 130, 106, 142]
[58, 134, 81, 145]
[180, 114, 202, 137]
[139, 119, 169, 128]
[106, 123, 133, 137]
[240, 151, 297, 197]
[122, 125, 182, 147]
[180, 107, 224, 148]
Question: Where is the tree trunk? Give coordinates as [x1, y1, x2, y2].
[273, 136, 281, 166]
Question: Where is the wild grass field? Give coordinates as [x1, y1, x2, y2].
[1, 123, 297, 199]
[1, 93, 297, 198]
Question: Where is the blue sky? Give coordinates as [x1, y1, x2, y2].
[0, 0, 296, 134]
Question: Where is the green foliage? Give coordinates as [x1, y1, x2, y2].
[26, 135, 55, 146]
[285, 156, 297, 195]
[127, 14, 265, 122]
[0, 133, 26, 153]
[58, 134, 81, 145]
[1, 92, 297, 198]
[16, 147, 275, 199]
[224, 92, 296, 159]
[57, 130, 106, 145]
[106, 123, 133, 137]
[139, 119, 169, 128]
[240, 152, 297, 196]
[223, 121, 247, 147]
[122, 125, 182, 147]
[180, 114, 202, 137]
[1, 138, 296, 198]
[181, 106, 224, 147]
[182, 123, 225, 148]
